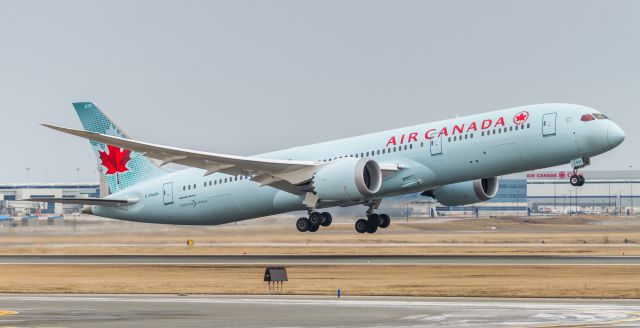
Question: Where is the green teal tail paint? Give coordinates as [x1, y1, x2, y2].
[73, 102, 165, 194]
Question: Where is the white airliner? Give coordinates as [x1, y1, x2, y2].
[29, 102, 624, 233]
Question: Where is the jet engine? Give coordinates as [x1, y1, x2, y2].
[426, 177, 499, 206]
[312, 158, 382, 201]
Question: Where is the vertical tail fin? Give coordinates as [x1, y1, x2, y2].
[73, 102, 165, 194]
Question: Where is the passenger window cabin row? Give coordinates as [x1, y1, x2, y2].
[319, 143, 416, 163]
[183, 175, 251, 191]
[449, 122, 531, 143]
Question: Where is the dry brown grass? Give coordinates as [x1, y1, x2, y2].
[1, 245, 640, 256]
[2, 215, 640, 256]
[1, 264, 639, 298]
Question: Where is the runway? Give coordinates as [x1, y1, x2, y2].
[0, 255, 639, 265]
[0, 294, 639, 327]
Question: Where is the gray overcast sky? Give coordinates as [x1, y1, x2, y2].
[0, 0, 638, 183]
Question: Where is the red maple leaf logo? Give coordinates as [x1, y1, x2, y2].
[513, 111, 529, 125]
[99, 145, 132, 175]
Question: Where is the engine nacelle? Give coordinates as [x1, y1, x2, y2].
[431, 177, 499, 206]
[313, 158, 382, 201]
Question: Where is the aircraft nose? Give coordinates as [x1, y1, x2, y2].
[607, 122, 625, 148]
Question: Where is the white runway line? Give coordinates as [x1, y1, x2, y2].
[1, 295, 639, 327]
[0, 295, 637, 310]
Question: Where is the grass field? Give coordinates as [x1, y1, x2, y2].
[0, 264, 639, 298]
[1, 215, 640, 256]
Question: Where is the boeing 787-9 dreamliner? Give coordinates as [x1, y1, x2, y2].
[29, 102, 625, 234]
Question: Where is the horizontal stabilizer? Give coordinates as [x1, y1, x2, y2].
[21, 197, 137, 207]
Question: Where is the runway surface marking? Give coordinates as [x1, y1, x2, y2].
[532, 311, 640, 328]
[0, 311, 17, 316]
[1, 295, 640, 327]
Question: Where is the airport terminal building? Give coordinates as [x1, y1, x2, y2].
[522, 170, 640, 215]
[424, 170, 640, 217]
[0, 183, 100, 216]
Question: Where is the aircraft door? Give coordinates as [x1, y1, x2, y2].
[542, 113, 557, 137]
[163, 182, 174, 205]
[430, 135, 443, 155]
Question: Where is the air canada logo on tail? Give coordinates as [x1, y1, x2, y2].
[98, 144, 132, 186]
[513, 111, 530, 125]
[99, 145, 131, 174]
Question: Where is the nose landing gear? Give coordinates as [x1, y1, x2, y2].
[569, 157, 590, 187]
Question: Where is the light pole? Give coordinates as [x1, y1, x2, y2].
[609, 181, 612, 214]
[25, 167, 31, 184]
[618, 191, 622, 216]
[553, 181, 557, 210]
[630, 165, 634, 215]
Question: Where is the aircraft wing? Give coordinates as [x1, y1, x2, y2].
[43, 124, 318, 187]
[21, 197, 135, 206]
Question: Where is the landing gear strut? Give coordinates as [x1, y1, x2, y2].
[296, 211, 333, 233]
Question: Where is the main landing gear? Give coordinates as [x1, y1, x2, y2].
[353, 200, 390, 234]
[296, 211, 332, 233]
[355, 213, 391, 234]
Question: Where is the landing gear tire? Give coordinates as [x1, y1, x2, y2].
[366, 214, 379, 234]
[570, 175, 580, 186]
[366, 221, 378, 234]
[379, 214, 391, 228]
[320, 212, 332, 227]
[296, 217, 310, 232]
[308, 223, 320, 232]
[355, 219, 368, 233]
[570, 174, 586, 187]
[308, 212, 323, 226]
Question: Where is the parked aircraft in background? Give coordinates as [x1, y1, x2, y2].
[27, 102, 625, 233]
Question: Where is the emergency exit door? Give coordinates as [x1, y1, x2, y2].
[163, 182, 174, 205]
[430, 135, 443, 155]
[542, 113, 557, 137]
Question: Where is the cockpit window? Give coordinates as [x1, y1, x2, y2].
[593, 113, 609, 120]
[581, 114, 595, 122]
